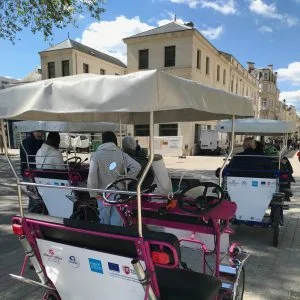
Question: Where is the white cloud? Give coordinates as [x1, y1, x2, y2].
[200, 25, 224, 39]
[249, 0, 298, 27]
[276, 62, 300, 85]
[170, 0, 200, 8]
[77, 16, 224, 64]
[258, 25, 273, 33]
[279, 90, 300, 109]
[200, 0, 237, 15]
[78, 16, 154, 64]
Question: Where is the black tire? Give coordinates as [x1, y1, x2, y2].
[272, 205, 281, 247]
[70, 205, 99, 223]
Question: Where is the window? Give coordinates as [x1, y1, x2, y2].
[264, 72, 269, 80]
[231, 78, 234, 92]
[83, 63, 89, 73]
[100, 69, 105, 75]
[205, 57, 210, 75]
[262, 99, 267, 107]
[48, 62, 55, 79]
[139, 49, 149, 70]
[62, 60, 70, 77]
[134, 125, 150, 136]
[159, 124, 178, 136]
[196, 50, 201, 69]
[236, 81, 238, 94]
[223, 69, 226, 85]
[164, 46, 176, 67]
[115, 73, 119, 76]
[217, 65, 220, 82]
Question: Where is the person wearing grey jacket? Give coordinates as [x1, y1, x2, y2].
[87, 131, 141, 226]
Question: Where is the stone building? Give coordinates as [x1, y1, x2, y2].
[123, 21, 260, 153]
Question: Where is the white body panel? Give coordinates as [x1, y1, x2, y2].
[226, 177, 276, 221]
[37, 239, 145, 300]
[35, 178, 74, 218]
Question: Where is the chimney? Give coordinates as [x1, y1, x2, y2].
[184, 22, 194, 28]
[247, 61, 255, 72]
[268, 64, 273, 71]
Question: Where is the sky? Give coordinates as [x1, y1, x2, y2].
[1, 0, 300, 110]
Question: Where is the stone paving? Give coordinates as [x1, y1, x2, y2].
[0, 152, 300, 299]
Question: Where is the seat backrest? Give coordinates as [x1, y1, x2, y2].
[22, 213, 181, 266]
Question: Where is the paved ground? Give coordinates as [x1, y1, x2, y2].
[0, 151, 300, 299]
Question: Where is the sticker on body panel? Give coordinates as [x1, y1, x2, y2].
[68, 255, 80, 268]
[252, 181, 258, 187]
[42, 248, 63, 264]
[89, 258, 103, 274]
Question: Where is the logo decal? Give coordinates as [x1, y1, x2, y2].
[252, 181, 258, 187]
[108, 262, 120, 273]
[89, 258, 103, 274]
[122, 266, 130, 275]
[68, 255, 80, 268]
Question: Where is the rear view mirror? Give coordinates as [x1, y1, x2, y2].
[109, 162, 117, 171]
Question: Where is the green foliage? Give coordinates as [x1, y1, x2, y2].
[0, 0, 106, 42]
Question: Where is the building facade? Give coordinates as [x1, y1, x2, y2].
[39, 39, 126, 80]
[124, 21, 260, 153]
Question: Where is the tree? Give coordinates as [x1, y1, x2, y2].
[0, 0, 106, 42]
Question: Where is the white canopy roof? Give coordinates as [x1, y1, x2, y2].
[0, 70, 254, 124]
[13, 121, 125, 133]
[216, 118, 296, 135]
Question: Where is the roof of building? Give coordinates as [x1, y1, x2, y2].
[40, 39, 126, 68]
[124, 21, 193, 40]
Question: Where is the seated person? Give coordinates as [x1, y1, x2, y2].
[123, 136, 171, 195]
[88, 132, 141, 226]
[255, 140, 265, 155]
[265, 144, 279, 156]
[227, 137, 272, 170]
[280, 156, 295, 184]
[122, 136, 154, 188]
[36, 132, 65, 170]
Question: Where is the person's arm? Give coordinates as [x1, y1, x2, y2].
[124, 153, 141, 178]
[54, 151, 65, 170]
[87, 156, 99, 198]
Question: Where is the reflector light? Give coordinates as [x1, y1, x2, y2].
[24, 170, 32, 177]
[12, 224, 23, 236]
[151, 251, 170, 265]
[71, 174, 81, 182]
[280, 174, 288, 179]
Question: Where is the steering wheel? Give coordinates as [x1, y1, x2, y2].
[102, 177, 138, 204]
[64, 156, 82, 168]
[177, 182, 224, 215]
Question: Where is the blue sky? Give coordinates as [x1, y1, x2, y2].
[1, 0, 300, 108]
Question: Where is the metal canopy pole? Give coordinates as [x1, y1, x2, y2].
[219, 115, 235, 186]
[1, 119, 24, 217]
[137, 111, 154, 238]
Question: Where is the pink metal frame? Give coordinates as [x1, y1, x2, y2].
[12, 215, 183, 298]
[106, 198, 237, 278]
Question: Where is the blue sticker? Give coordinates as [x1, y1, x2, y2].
[252, 181, 258, 187]
[89, 258, 103, 274]
[108, 262, 120, 273]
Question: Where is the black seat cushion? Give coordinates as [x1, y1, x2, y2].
[156, 267, 221, 300]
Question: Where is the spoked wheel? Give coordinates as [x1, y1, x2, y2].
[70, 205, 99, 223]
[272, 205, 281, 247]
[234, 266, 245, 300]
[222, 266, 245, 300]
